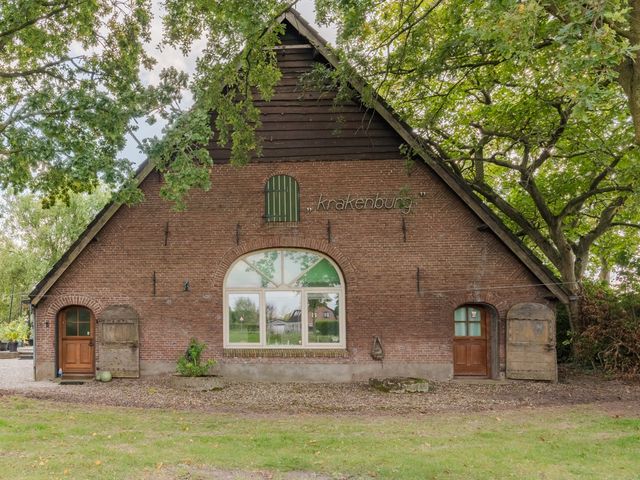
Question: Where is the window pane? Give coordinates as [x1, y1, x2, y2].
[244, 251, 282, 286]
[227, 261, 274, 288]
[78, 308, 90, 322]
[296, 259, 340, 287]
[283, 251, 320, 284]
[454, 308, 466, 322]
[78, 322, 91, 337]
[468, 322, 482, 337]
[228, 294, 260, 343]
[308, 293, 340, 344]
[65, 309, 78, 336]
[454, 322, 467, 336]
[266, 291, 301, 346]
[468, 308, 481, 322]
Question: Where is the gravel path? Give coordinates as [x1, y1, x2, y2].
[0, 358, 58, 390]
[1, 360, 638, 416]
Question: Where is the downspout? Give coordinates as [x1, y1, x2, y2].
[31, 304, 36, 381]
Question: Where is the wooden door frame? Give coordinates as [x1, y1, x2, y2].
[453, 304, 499, 379]
[57, 306, 96, 375]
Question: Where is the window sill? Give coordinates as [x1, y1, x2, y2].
[223, 348, 349, 359]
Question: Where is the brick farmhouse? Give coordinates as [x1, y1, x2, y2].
[30, 9, 567, 382]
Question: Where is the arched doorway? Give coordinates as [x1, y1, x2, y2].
[453, 305, 490, 377]
[58, 306, 95, 375]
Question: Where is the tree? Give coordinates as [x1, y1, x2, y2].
[0, 188, 110, 322]
[302, 0, 639, 331]
[145, 0, 295, 209]
[0, 0, 184, 205]
[230, 296, 259, 327]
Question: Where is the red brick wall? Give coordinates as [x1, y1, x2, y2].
[35, 159, 553, 377]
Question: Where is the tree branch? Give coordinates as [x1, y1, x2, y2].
[374, 0, 444, 49]
[610, 222, 640, 229]
[530, 102, 573, 171]
[470, 180, 561, 266]
[0, 57, 74, 79]
[518, 173, 558, 232]
[558, 185, 633, 220]
[0, 1, 77, 40]
[575, 196, 627, 264]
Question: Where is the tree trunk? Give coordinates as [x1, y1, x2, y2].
[567, 290, 583, 334]
[618, 1, 640, 144]
[556, 248, 585, 334]
[599, 257, 611, 285]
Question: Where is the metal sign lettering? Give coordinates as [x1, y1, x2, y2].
[316, 193, 413, 214]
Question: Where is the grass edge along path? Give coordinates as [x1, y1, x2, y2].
[0, 396, 639, 479]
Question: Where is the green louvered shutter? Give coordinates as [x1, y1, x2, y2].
[264, 175, 300, 222]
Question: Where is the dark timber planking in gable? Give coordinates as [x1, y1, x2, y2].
[208, 20, 406, 164]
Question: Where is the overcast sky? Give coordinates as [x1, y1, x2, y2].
[123, 0, 336, 166]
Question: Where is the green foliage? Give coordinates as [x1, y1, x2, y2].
[150, 0, 293, 208]
[0, 319, 30, 343]
[311, 0, 640, 327]
[0, 0, 184, 204]
[176, 338, 215, 377]
[2, 0, 639, 332]
[571, 283, 640, 378]
[0, 188, 109, 323]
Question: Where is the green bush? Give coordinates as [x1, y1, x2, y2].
[176, 338, 215, 377]
[572, 283, 640, 379]
[315, 319, 339, 336]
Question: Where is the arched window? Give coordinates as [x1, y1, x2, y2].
[264, 175, 300, 222]
[224, 249, 345, 348]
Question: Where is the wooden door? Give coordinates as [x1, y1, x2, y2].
[453, 306, 488, 376]
[99, 305, 140, 378]
[506, 303, 557, 381]
[59, 307, 95, 375]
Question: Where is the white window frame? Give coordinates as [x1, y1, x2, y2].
[223, 249, 346, 349]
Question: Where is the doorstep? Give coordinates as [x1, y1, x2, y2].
[0, 352, 20, 359]
[452, 378, 509, 384]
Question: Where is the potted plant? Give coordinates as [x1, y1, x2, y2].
[0, 323, 7, 351]
[2, 320, 29, 352]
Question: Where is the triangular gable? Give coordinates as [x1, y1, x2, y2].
[30, 8, 568, 305]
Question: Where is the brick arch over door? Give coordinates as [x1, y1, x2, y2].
[447, 291, 510, 313]
[210, 238, 357, 291]
[43, 295, 104, 327]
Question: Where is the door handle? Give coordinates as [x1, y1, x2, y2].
[89, 340, 94, 347]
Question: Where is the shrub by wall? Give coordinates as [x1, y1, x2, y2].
[572, 283, 640, 379]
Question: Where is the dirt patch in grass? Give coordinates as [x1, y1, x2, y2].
[1, 365, 638, 416]
[139, 465, 350, 480]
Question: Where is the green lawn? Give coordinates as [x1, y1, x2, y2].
[0, 396, 639, 479]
